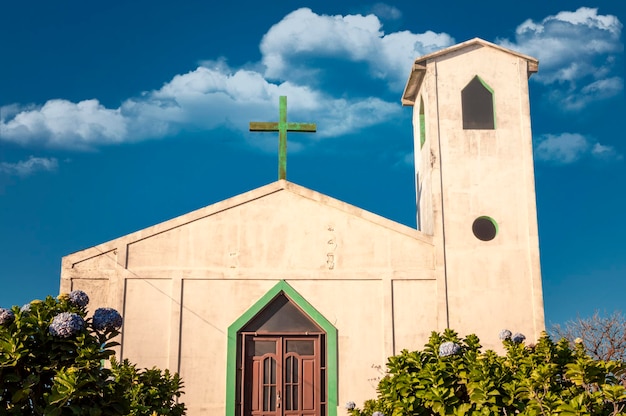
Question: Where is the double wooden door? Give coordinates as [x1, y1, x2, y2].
[243, 334, 323, 416]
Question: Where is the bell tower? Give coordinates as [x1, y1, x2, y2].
[402, 38, 545, 342]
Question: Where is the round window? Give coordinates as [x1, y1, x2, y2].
[472, 216, 498, 241]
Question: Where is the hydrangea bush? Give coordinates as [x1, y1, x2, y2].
[0, 292, 185, 415]
[48, 312, 85, 338]
[346, 328, 626, 416]
[438, 341, 461, 357]
[93, 307, 123, 332]
[68, 289, 90, 308]
[0, 308, 14, 326]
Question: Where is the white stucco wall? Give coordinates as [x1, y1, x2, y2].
[411, 40, 545, 346]
[61, 181, 439, 415]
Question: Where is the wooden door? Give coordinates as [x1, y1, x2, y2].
[244, 335, 321, 416]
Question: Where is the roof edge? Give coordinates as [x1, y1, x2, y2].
[415, 37, 539, 66]
[62, 180, 431, 263]
[402, 37, 539, 105]
[401, 64, 426, 107]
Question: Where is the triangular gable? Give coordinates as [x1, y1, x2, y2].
[62, 180, 432, 271]
[402, 37, 539, 105]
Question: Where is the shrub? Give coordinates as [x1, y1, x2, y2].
[347, 329, 626, 416]
[0, 292, 185, 415]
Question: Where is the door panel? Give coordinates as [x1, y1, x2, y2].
[252, 356, 277, 413]
[302, 358, 315, 411]
[248, 338, 279, 416]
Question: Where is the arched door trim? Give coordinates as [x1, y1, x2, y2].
[226, 280, 338, 416]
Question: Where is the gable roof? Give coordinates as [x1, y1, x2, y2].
[62, 180, 430, 269]
[402, 37, 539, 106]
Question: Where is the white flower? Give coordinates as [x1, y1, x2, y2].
[499, 329, 512, 340]
[439, 341, 461, 357]
[49, 312, 85, 338]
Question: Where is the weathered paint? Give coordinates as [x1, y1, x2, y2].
[249, 96, 317, 180]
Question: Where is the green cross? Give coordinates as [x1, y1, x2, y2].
[249, 96, 317, 180]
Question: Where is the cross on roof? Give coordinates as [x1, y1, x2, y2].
[249, 96, 316, 180]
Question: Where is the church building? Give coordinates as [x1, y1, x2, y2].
[60, 38, 545, 416]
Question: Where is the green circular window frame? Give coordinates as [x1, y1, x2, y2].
[472, 216, 499, 241]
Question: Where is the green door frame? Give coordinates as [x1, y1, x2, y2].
[225, 280, 338, 416]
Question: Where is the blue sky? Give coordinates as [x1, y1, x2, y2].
[0, 0, 624, 327]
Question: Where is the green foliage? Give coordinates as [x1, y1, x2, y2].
[347, 329, 626, 416]
[110, 358, 185, 416]
[0, 294, 185, 415]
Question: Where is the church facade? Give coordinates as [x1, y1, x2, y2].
[60, 38, 545, 416]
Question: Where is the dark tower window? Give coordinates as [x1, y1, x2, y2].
[462, 76, 495, 129]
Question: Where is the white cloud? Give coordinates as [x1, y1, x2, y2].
[591, 142, 623, 161]
[392, 151, 413, 169]
[2, 6, 621, 157]
[132, 65, 400, 139]
[498, 7, 623, 109]
[1, 99, 127, 150]
[164, 66, 402, 135]
[558, 76, 625, 110]
[1, 65, 401, 149]
[370, 3, 402, 21]
[5, 7, 435, 151]
[535, 133, 589, 164]
[0, 156, 58, 177]
[500, 8, 622, 84]
[260, 8, 454, 90]
[535, 133, 622, 164]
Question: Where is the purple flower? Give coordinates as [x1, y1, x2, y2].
[49, 312, 85, 338]
[345, 401, 356, 410]
[439, 341, 461, 357]
[0, 308, 15, 325]
[499, 329, 512, 340]
[512, 333, 526, 344]
[68, 290, 89, 308]
[92, 308, 123, 332]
